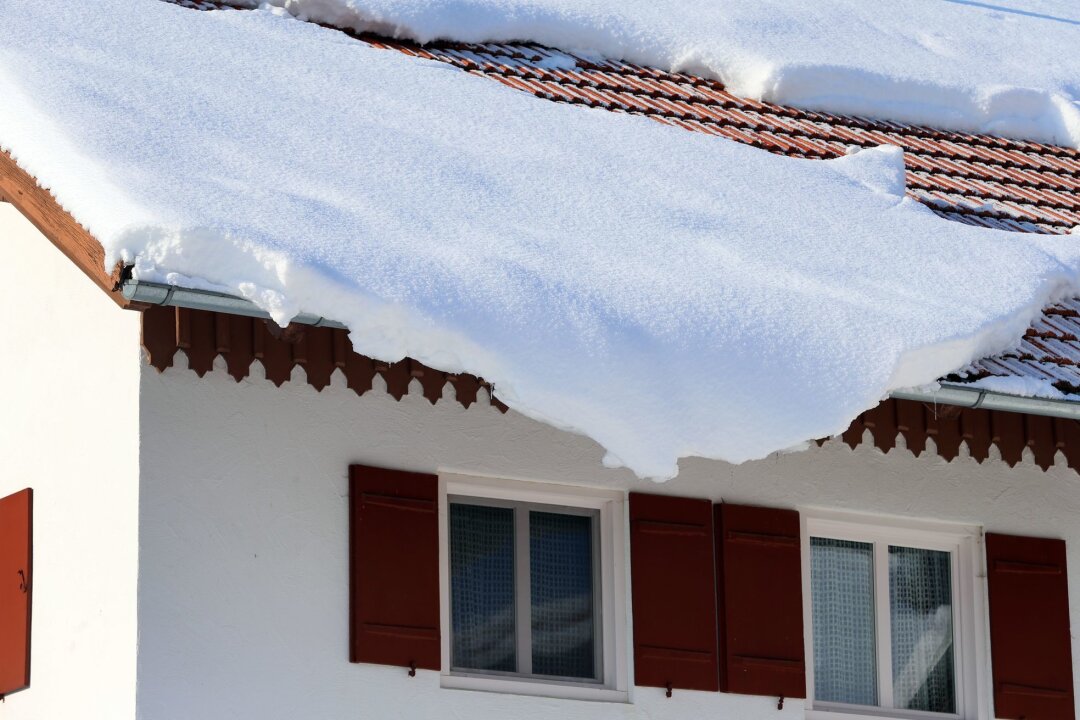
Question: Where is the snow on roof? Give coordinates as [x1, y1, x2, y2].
[3, 0, 1080, 479]
[221, 0, 1080, 149]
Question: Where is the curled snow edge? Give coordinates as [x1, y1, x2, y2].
[238, 0, 1080, 149]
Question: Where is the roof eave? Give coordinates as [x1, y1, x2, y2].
[1, 150, 135, 309]
[125, 278, 1080, 424]
[892, 383, 1080, 422]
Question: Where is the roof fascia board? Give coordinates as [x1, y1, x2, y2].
[1, 150, 133, 308]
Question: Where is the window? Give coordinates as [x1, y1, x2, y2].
[439, 474, 627, 701]
[802, 512, 986, 720]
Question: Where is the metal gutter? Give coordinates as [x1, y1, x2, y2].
[891, 384, 1080, 421]
[125, 279, 1080, 421]
[121, 279, 348, 329]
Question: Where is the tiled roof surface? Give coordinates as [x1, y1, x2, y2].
[172, 0, 1080, 397]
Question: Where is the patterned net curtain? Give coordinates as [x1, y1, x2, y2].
[530, 512, 596, 679]
[450, 504, 516, 672]
[890, 546, 955, 713]
[811, 538, 878, 705]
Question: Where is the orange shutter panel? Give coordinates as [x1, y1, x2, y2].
[349, 466, 440, 670]
[986, 533, 1075, 720]
[715, 502, 805, 699]
[629, 492, 719, 692]
[0, 488, 32, 698]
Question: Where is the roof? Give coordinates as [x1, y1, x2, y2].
[301, 9, 1080, 398]
[3, 0, 1080, 474]
[165, 0, 1080, 449]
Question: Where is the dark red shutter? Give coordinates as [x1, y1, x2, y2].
[0, 488, 32, 699]
[986, 533, 1075, 720]
[715, 503, 805, 699]
[349, 465, 440, 670]
[629, 493, 719, 691]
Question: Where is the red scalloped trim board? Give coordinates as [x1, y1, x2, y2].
[142, 306, 1080, 472]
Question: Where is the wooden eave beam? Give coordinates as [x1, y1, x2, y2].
[0, 149, 134, 308]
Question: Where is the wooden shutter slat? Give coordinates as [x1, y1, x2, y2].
[715, 503, 805, 699]
[629, 493, 719, 692]
[0, 488, 32, 699]
[350, 465, 440, 670]
[986, 532, 1075, 720]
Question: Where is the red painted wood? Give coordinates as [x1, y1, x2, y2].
[350, 465, 440, 670]
[986, 533, 1075, 720]
[0, 488, 32, 698]
[224, 314, 254, 382]
[343, 352, 376, 396]
[301, 326, 335, 391]
[715, 503, 805, 699]
[140, 305, 179, 372]
[629, 493, 719, 692]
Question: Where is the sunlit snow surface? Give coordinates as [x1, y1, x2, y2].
[2, 0, 1080, 478]
[245, 0, 1080, 148]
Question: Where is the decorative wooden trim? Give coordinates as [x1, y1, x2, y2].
[141, 305, 508, 412]
[0, 150, 132, 308]
[141, 307, 1080, 471]
[838, 396, 1080, 472]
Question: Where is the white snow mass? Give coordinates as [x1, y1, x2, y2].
[242, 0, 1080, 148]
[2, 0, 1080, 478]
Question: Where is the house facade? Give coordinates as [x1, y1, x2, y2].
[3, 5, 1080, 720]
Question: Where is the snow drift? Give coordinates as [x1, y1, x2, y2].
[243, 0, 1080, 149]
[2, 0, 1080, 478]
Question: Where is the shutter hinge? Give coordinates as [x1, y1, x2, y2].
[18, 569, 28, 594]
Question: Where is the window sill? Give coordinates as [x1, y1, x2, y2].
[806, 707, 962, 720]
[440, 673, 629, 703]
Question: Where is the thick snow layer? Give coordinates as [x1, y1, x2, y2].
[3, 1, 1080, 479]
[244, 0, 1080, 148]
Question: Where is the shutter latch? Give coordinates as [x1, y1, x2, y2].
[408, 660, 416, 678]
[665, 682, 672, 698]
[17, 569, 28, 594]
[777, 696, 784, 710]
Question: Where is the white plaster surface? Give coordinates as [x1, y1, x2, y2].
[0, 204, 142, 719]
[137, 359, 1080, 719]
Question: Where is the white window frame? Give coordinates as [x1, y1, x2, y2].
[438, 472, 629, 702]
[801, 509, 989, 720]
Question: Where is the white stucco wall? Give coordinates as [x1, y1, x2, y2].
[0, 204, 142, 719]
[136, 356, 1080, 720]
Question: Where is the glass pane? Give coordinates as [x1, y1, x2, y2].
[530, 511, 596, 679]
[811, 537, 878, 706]
[449, 503, 516, 672]
[890, 546, 956, 714]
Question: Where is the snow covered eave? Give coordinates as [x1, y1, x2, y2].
[125, 277, 1080, 426]
[6, 1, 1080, 480]
[0, 150, 132, 308]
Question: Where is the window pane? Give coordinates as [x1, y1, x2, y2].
[811, 537, 878, 706]
[890, 546, 956, 714]
[450, 503, 516, 672]
[530, 511, 596, 679]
